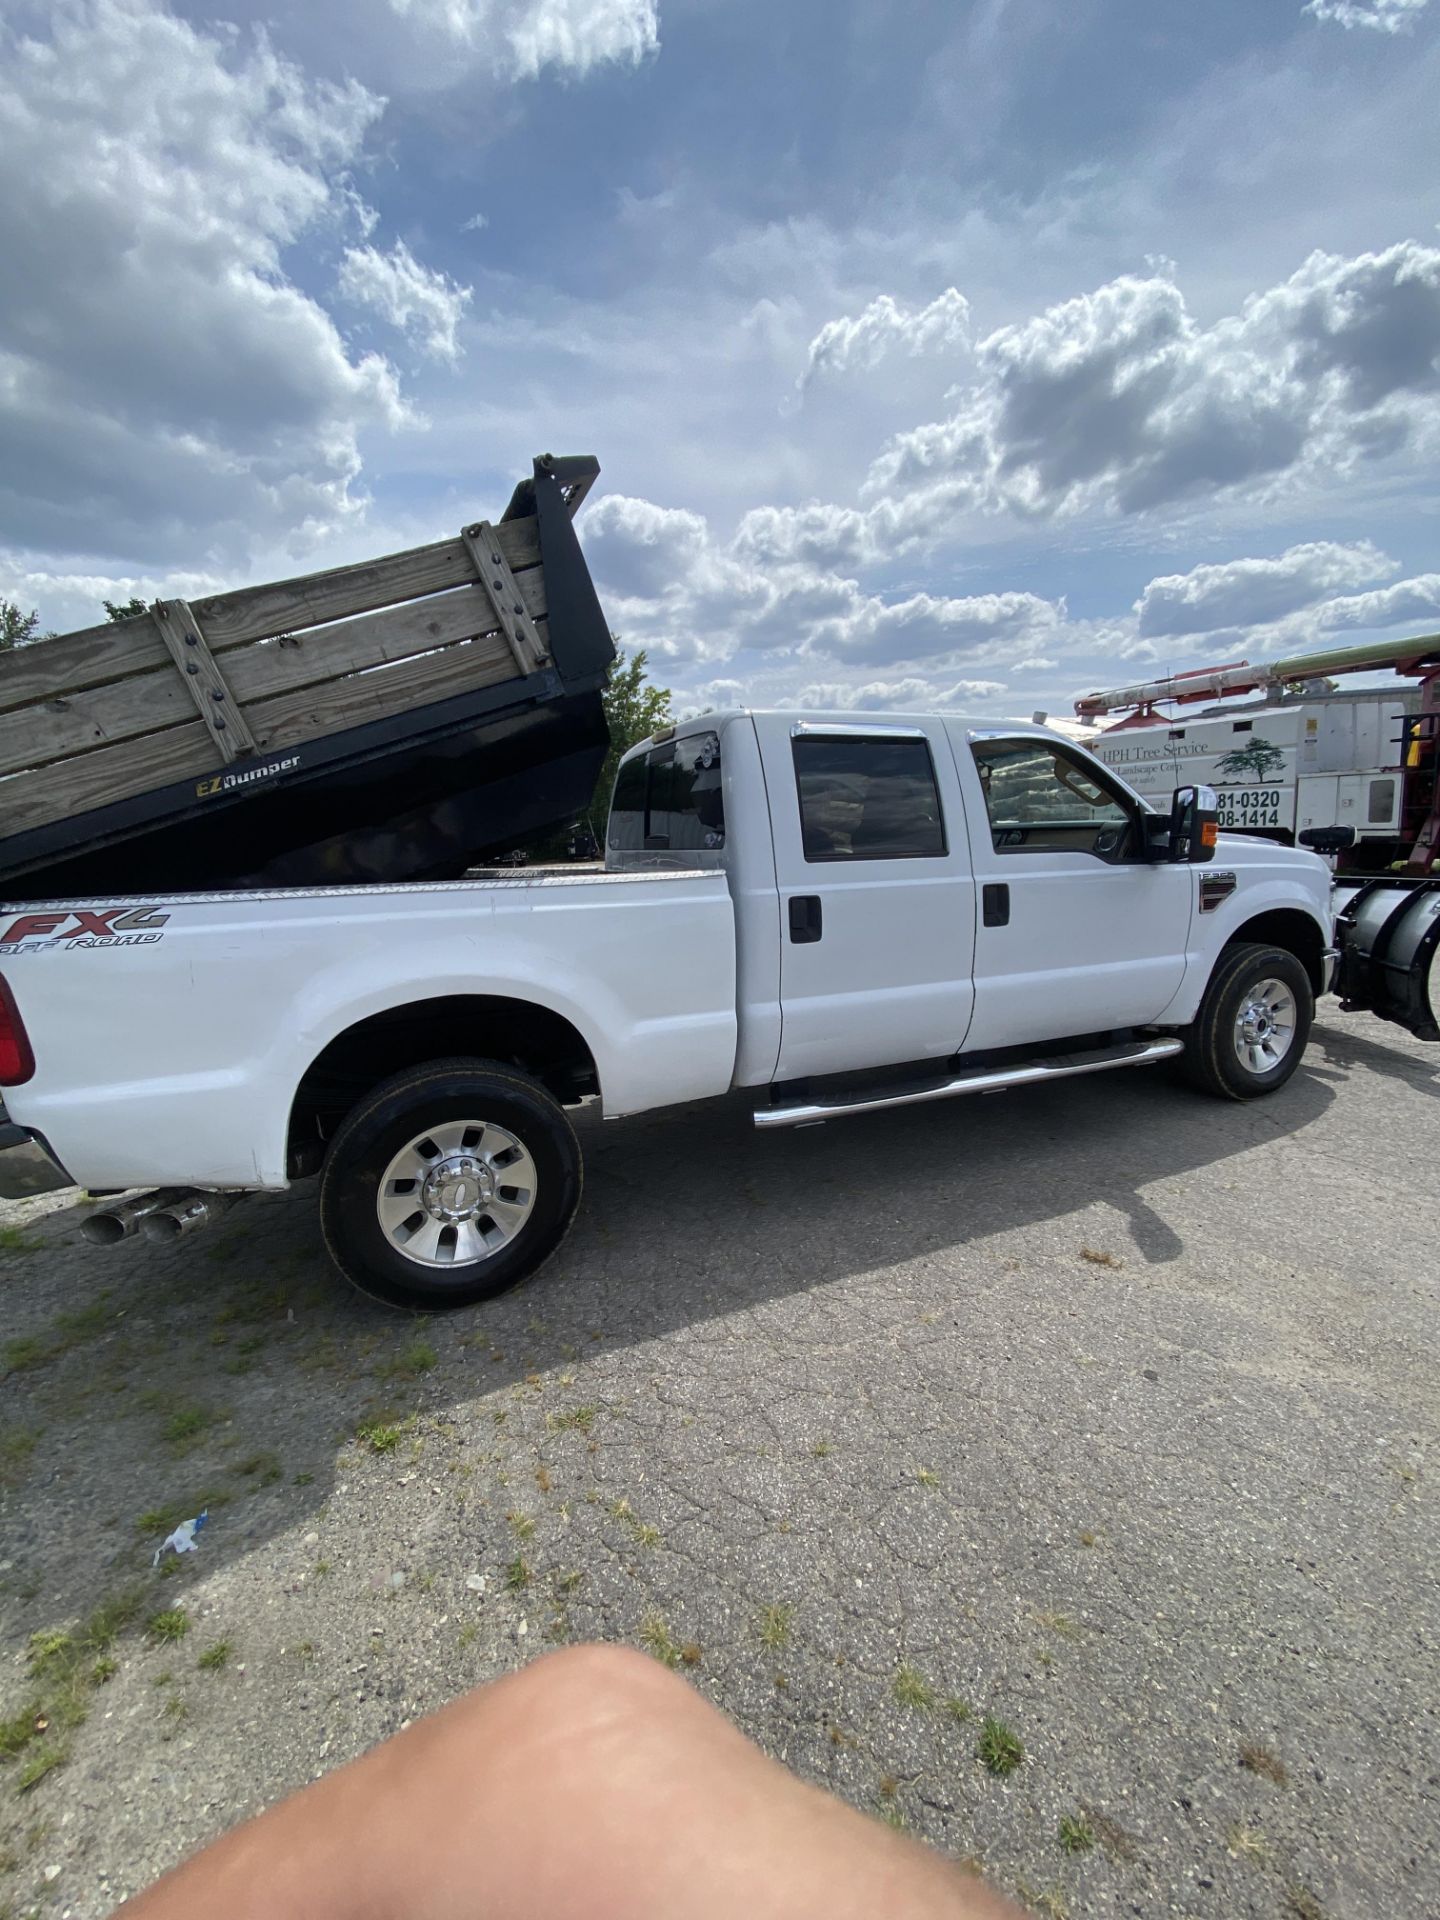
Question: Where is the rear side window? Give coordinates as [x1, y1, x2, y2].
[792, 736, 946, 861]
[607, 732, 724, 852]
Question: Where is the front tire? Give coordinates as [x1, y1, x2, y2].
[321, 1058, 582, 1311]
[1178, 943, 1313, 1101]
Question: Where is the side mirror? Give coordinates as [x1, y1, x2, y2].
[1169, 784, 1219, 864]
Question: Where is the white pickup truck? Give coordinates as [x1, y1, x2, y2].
[0, 710, 1343, 1309]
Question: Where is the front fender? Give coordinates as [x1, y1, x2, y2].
[1165, 869, 1333, 1026]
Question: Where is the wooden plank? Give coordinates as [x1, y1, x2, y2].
[195, 514, 541, 651]
[150, 599, 257, 763]
[0, 570, 550, 780]
[244, 629, 521, 754]
[2, 620, 545, 839]
[0, 515, 543, 715]
[462, 522, 547, 677]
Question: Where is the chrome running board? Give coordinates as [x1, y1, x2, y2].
[754, 1036, 1184, 1131]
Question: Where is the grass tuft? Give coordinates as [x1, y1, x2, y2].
[1239, 1741, 1288, 1786]
[977, 1716, 1024, 1777]
[758, 1604, 793, 1650]
[1058, 1813, 1094, 1854]
[15, 1743, 67, 1792]
[146, 1609, 190, 1646]
[1226, 1824, 1269, 1865]
[892, 1665, 934, 1711]
[639, 1613, 681, 1669]
[546, 1406, 598, 1434]
[197, 1642, 230, 1672]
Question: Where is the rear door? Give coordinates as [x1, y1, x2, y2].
[752, 716, 976, 1080]
[953, 728, 1192, 1049]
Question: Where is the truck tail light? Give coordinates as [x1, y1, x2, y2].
[0, 976, 36, 1085]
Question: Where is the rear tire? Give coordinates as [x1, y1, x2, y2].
[321, 1057, 582, 1311]
[1178, 943, 1313, 1101]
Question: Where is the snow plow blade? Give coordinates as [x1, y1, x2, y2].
[1333, 879, 1440, 1042]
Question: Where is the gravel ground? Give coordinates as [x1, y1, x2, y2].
[1, 1008, 1436, 1920]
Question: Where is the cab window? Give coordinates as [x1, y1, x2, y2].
[971, 738, 1136, 859]
[793, 736, 946, 861]
[608, 733, 724, 853]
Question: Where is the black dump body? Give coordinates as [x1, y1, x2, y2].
[0, 457, 615, 902]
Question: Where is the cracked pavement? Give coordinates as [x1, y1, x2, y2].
[1, 1009, 1436, 1918]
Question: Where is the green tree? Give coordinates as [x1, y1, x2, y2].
[588, 647, 672, 838]
[104, 597, 149, 623]
[1, 599, 41, 652]
[1214, 736, 1286, 781]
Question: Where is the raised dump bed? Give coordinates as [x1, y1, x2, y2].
[0, 454, 615, 901]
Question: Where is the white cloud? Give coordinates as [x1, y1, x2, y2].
[865, 243, 1440, 530]
[338, 239, 472, 362]
[0, 0, 407, 568]
[800, 288, 971, 390]
[386, 0, 659, 77]
[1304, 0, 1431, 32]
[580, 489, 1067, 675]
[795, 677, 1007, 711]
[1312, 572, 1440, 630]
[1135, 540, 1395, 637]
[460, 212, 489, 233]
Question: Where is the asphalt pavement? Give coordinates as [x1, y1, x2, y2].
[0, 1008, 1435, 1919]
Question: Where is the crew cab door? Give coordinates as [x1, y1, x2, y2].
[951, 727, 1191, 1050]
[753, 716, 976, 1080]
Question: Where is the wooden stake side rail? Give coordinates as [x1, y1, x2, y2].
[0, 514, 553, 839]
[5, 622, 545, 840]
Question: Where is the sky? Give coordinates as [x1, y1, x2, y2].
[2, 0, 1439, 725]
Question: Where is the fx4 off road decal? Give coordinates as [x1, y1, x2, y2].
[0, 907, 171, 955]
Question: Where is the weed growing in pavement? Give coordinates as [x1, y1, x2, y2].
[1058, 1814, 1094, 1854]
[546, 1406, 598, 1434]
[235, 1452, 282, 1486]
[0, 1227, 43, 1255]
[944, 1697, 973, 1723]
[1283, 1887, 1327, 1920]
[977, 1717, 1024, 1776]
[0, 1587, 147, 1790]
[147, 1609, 190, 1646]
[506, 1512, 536, 1542]
[1035, 1612, 1081, 1641]
[892, 1666, 935, 1710]
[0, 1427, 38, 1486]
[378, 1341, 437, 1382]
[159, 1403, 223, 1453]
[504, 1556, 531, 1591]
[15, 1744, 67, 1792]
[357, 1416, 415, 1454]
[535, 1465, 553, 1493]
[3, 1337, 48, 1371]
[914, 1467, 939, 1488]
[135, 1492, 229, 1536]
[197, 1643, 230, 1672]
[1239, 1741, 1288, 1785]
[812, 1439, 832, 1458]
[758, 1604, 793, 1650]
[1079, 1247, 1122, 1268]
[639, 1614, 681, 1669]
[1226, 1825, 1269, 1864]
